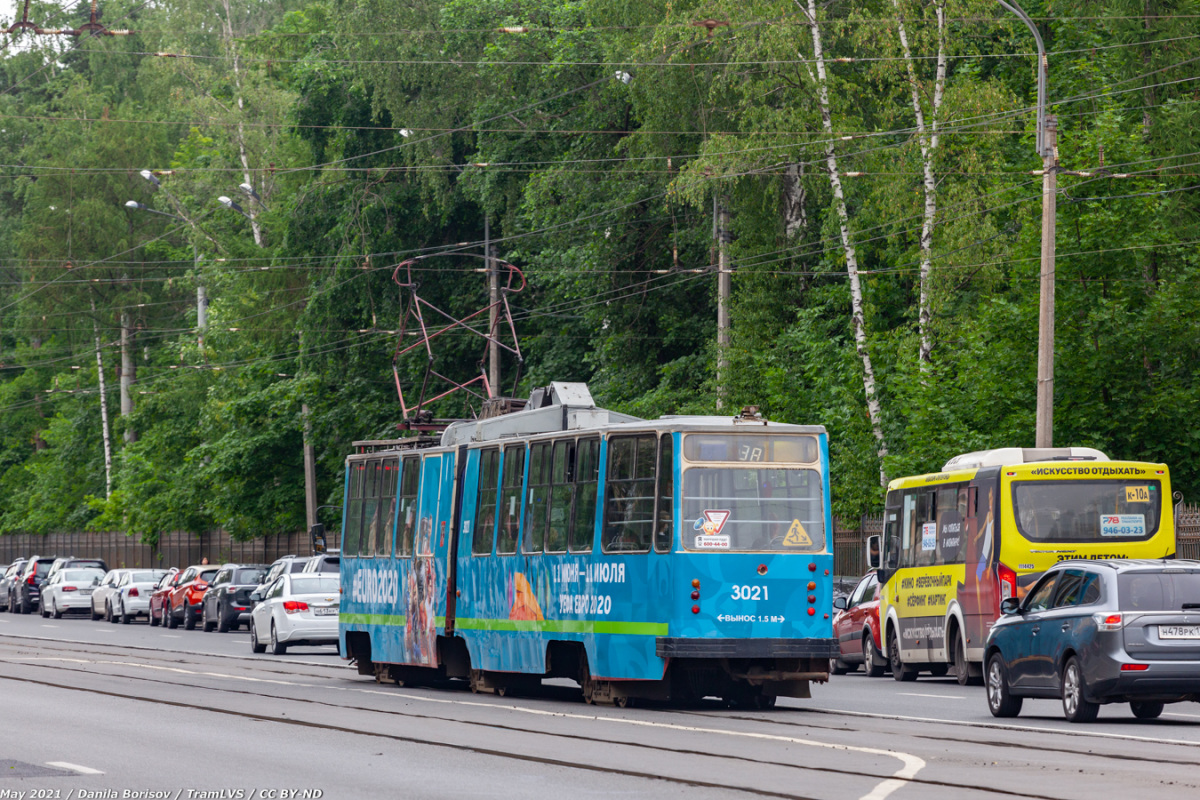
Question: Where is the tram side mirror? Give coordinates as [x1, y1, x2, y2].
[866, 535, 881, 570]
[833, 596, 847, 611]
[310, 523, 327, 555]
[1000, 597, 1022, 615]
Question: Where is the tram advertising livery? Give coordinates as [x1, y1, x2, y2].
[339, 382, 837, 707]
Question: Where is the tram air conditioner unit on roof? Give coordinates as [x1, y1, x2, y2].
[942, 447, 1109, 471]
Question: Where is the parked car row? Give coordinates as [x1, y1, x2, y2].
[0, 553, 340, 657]
[2, 555, 109, 615]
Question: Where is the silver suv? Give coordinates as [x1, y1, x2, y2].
[986, 559, 1200, 722]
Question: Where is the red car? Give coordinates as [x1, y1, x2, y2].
[831, 571, 887, 677]
[165, 565, 220, 630]
[148, 569, 181, 626]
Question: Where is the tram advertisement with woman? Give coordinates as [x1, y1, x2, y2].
[337, 385, 838, 707]
[874, 448, 1175, 684]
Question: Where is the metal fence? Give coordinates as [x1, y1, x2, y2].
[0, 529, 341, 571]
[1178, 502, 1200, 560]
[833, 515, 882, 577]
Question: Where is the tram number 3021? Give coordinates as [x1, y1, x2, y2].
[730, 585, 769, 601]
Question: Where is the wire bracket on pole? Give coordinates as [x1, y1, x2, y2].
[3, 0, 131, 36]
[390, 253, 525, 430]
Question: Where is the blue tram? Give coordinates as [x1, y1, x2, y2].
[338, 383, 837, 706]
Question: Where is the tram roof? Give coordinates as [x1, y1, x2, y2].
[352, 383, 826, 454]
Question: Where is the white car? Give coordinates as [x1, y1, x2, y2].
[249, 574, 340, 655]
[41, 568, 107, 618]
[110, 569, 170, 624]
[90, 569, 131, 621]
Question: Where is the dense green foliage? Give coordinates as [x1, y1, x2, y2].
[0, 0, 1197, 538]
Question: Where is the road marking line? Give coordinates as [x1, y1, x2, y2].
[379, 689, 926, 800]
[897, 693, 964, 700]
[40, 625, 58, 629]
[47, 762, 104, 775]
[161, 635, 181, 638]
[1165, 712, 1200, 719]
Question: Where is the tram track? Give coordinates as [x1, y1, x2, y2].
[6, 632, 1199, 797]
[0, 640, 1069, 800]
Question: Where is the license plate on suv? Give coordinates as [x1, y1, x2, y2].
[1158, 625, 1200, 639]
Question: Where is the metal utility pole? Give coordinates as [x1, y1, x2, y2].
[195, 245, 207, 351]
[120, 310, 137, 443]
[303, 403, 317, 530]
[999, 0, 1056, 447]
[715, 195, 731, 409]
[485, 215, 500, 395]
[1037, 117, 1058, 448]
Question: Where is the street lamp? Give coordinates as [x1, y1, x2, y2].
[125, 200, 181, 220]
[217, 195, 251, 219]
[124, 196, 206, 344]
[216, 186, 314, 529]
[238, 182, 267, 208]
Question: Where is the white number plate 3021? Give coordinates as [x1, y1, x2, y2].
[1158, 625, 1200, 639]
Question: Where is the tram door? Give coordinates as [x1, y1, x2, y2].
[408, 455, 447, 667]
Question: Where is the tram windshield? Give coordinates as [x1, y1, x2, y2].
[682, 467, 826, 552]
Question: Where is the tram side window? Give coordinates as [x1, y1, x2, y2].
[900, 492, 917, 568]
[397, 456, 420, 557]
[378, 459, 398, 557]
[571, 438, 600, 553]
[361, 460, 381, 558]
[913, 490, 936, 568]
[473, 449, 500, 555]
[547, 440, 574, 553]
[344, 462, 366, 557]
[603, 434, 656, 553]
[523, 442, 552, 553]
[497, 445, 526, 555]
[933, 485, 966, 566]
[654, 435, 674, 552]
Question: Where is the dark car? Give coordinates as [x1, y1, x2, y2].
[0, 560, 27, 612]
[985, 559, 1200, 723]
[11, 555, 59, 614]
[201, 564, 267, 632]
[831, 572, 888, 677]
[166, 565, 221, 630]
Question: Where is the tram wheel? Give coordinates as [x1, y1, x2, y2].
[613, 695, 632, 709]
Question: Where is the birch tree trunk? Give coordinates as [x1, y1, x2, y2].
[91, 298, 112, 499]
[893, 0, 948, 367]
[220, 0, 263, 247]
[802, 0, 889, 486]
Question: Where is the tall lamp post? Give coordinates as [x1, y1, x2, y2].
[999, 1, 1057, 448]
[215, 191, 317, 533]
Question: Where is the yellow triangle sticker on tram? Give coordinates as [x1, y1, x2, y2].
[783, 519, 812, 547]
